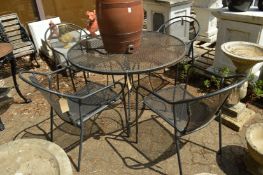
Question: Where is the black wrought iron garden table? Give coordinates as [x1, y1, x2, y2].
[67, 31, 186, 135]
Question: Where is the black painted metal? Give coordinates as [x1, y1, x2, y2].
[136, 65, 247, 174]
[157, 15, 200, 64]
[9, 56, 31, 103]
[19, 66, 126, 171]
[227, 0, 253, 12]
[68, 31, 186, 75]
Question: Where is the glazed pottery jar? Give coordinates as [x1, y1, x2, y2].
[259, 0, 263, 11]
[227, 0, 253, 12]
[96, 0, 143, 54]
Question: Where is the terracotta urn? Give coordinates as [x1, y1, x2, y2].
[96, 0, 144, 54]
[227, 0, 253, 12]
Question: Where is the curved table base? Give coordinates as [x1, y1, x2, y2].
[9, 58, 31, 103]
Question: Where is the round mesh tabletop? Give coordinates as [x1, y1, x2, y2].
[0, 43, 13, 59]
[68, 31, 186, 75]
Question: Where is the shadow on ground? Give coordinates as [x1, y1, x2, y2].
[216, 145, 251, 175]
[105, 116, 187, 175]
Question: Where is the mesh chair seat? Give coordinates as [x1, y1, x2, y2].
[62, 82, 121, 126]
[20, 66, 126, 171]
[28, 73, 121, 127]
[136, 65, 247, 175]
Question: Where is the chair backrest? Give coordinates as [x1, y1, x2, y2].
[44, 23, 89, 66]
[0, 13, 36, 58]
[157, 16, 200, 46]
[19, 67, 79, 123]
[175, 70, 246, 134]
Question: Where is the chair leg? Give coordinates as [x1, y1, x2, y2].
[175, 133, 183, 175]
[121, 84, 129, 137]
[31, 53, 40, 68]
[83, 71, 88, 84]
[218, 111, 222, 155]
[77, 125, 84, 172]
[135, 85, 139, 143]
[50, 107, 54, 142]
[191, 43, 195, 64]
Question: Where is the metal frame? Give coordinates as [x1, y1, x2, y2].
[135, 65, 247, 175]
[67, 31, 187, 138]
[44, 22, 89, 68]
[19, 66, 127, 171]
[67, 31, 187, 75]
[157, 15, 200, 64]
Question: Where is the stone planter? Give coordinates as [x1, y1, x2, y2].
[0, 139, 72, 175]
[246, 123, 263, 165]
[227, 0, 253, 12]
[221, 41, 263, 105]
[221, 41, 263, 74]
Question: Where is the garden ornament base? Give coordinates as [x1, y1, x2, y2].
[220, 41, 263, 131]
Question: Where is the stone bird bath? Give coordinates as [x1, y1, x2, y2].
[221, 41, 263, 174]
[221, 41, 263, 101]
[221, 41, 263, 74]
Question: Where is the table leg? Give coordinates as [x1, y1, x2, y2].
[9, 58, 31, 103]
[124, 75, 131, 136]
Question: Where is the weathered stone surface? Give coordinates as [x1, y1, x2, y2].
[223, 102, 246, 119]
[222, 108, 255, 131]
[193, 0, 222, 43]
[212, 7, 263, 78]
[0, 139, 72, 175]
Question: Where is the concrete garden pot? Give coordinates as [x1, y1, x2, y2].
[221, 41, 263, 74]
[221, 41, 263, 105]
[246, 123, 263, 166]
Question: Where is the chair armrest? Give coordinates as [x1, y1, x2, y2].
[77, 81, 124, 100]
[19, 67, 124, 101]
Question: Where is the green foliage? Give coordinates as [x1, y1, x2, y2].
[248, 73, 256, 83]
[179, 63, 191, 81]
[203, 67, 230, 90]
[219, 67, 230, 77]
[252, 80, 263, 98]
[211, 75, 221, 89]
[203, 79, 211, 88]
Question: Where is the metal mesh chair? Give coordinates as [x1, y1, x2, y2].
[157, 16, 200, 63]
[135, 65, 246, 175]
[19, 66, 126, 171]
[44, 23, 89, 67]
